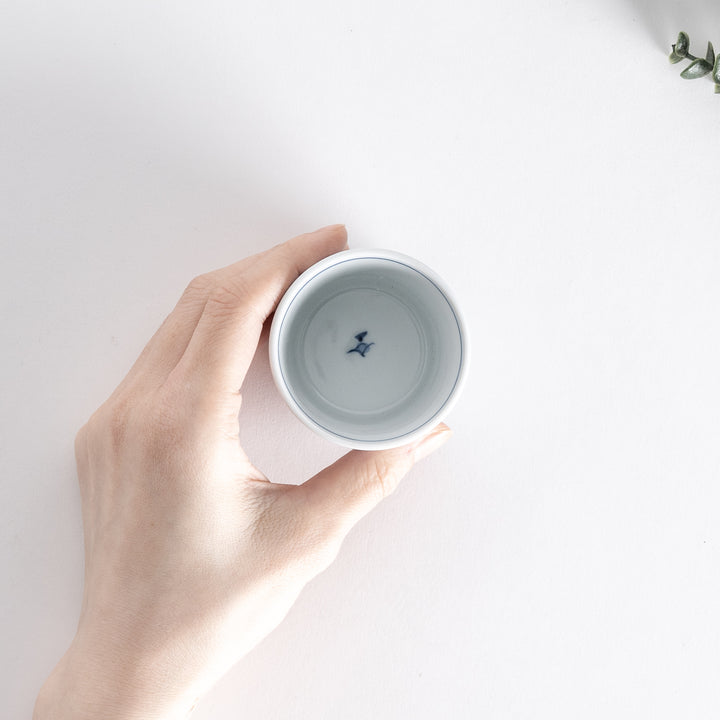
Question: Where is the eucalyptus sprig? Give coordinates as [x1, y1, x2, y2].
[669, 31, 720, 93]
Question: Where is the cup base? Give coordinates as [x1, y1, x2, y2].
[301, 287, 428, 416]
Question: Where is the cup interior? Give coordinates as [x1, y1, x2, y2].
[273, 253, 465, 447]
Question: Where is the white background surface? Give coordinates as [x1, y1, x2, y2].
[2, 1, 720, 718]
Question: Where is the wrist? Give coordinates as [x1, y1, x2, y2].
[33, 635, 197, 720]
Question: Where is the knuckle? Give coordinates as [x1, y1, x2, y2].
[184, 272, 215, 299]
[85, 393, 152, 457]
[205, 279, 262, 322]
[105, 398, 135, 451]
[275, 241, 303, 277]
[208, 276, 251, 304]
[88, 396, 136, 455]
[367, 454, 399, 502]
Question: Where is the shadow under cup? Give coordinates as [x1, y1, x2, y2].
[269, 250, 468, 449]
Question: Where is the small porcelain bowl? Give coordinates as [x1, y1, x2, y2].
[269, 249, 469, 450]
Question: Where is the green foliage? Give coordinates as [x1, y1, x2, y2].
[670, 32, 720, 92]
[680, 58, 713, 79]
[669, 31, 690, 62]
[705, 41, 715, 66]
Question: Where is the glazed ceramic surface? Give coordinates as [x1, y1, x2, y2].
[270, 249, 469, 449]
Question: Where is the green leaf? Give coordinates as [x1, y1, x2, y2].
[680, 58, 713, 79]
[675, 30, 690, 57]
[706, 41, 715, 65]
[669, 46, 684, 64]
[714, 55, 720, 82]
[715, 83, 720, 94]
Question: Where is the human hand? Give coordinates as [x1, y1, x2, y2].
[33, 224, 452, 720]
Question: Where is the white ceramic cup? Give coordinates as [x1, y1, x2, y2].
[269, 249, 469, 450]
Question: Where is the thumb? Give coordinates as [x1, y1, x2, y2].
[297, 423, 453, 540]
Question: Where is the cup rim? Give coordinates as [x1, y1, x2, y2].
[269, 248, 470, 450]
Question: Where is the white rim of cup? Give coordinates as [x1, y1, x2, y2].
[269, 248, 470, 450]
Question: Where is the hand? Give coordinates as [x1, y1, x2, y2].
[33, 225, 452, 720]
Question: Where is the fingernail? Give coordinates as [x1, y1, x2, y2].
[411, 424, 452, 462]
[312, 223, 346, 234]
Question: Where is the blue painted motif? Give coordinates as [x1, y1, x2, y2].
[347, 331, 375, 357]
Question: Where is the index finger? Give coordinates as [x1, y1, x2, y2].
[168, 224, 348, 401]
